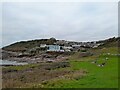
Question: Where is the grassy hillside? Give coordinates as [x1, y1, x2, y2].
[39, 47, 118, 88]
[2, 45, 119, 88]
[2, 38, 56, 52]
[97, 37, 119, 48]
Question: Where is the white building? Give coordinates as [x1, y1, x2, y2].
[40, 44, 47, 48]
[62, 46, 73, 52]
[47, 45, 64, 52]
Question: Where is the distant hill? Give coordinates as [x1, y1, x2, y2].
[2, 37, 119, 52]
[2, 38, 56, 52]
[96, 37, 119, 48]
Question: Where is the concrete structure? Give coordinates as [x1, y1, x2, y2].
[47, 45, 62, 52]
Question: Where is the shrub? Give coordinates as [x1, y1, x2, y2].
[44, 62, 70, 70]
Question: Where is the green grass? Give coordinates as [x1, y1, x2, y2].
[40, 57, 118, 88]
[2, 47, 119, 88]
[37, 47, 118, 88]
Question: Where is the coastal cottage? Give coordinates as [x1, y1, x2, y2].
[40, 44, 47, 48]
[63, 46, 73, 52]
[72, 44, 81, 48]
[72, 44, 81, 51]
[92, 43, 103, 48]
[47, 45, 64, 52]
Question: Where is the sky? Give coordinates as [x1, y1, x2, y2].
[1, 2, 118, 47]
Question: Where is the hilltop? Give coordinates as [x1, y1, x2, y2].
[1, 37, 119, 64]
[2, 38, 57, 52]
[2, 37, 119, 52]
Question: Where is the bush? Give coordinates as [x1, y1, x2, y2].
[80, 49, 87, 52]
[44, 62, 70, 70]
[78, 52, 93, 57]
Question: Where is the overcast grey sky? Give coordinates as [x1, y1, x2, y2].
[2, 2, 118, 47]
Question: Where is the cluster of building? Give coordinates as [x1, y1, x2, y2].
[40, 44, 72, 52]
[39, 40, 104, 52]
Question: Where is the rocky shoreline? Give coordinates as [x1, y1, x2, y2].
[1, 50, 70, 65]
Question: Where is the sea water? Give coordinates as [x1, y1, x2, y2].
[0, 59, 28, 66]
